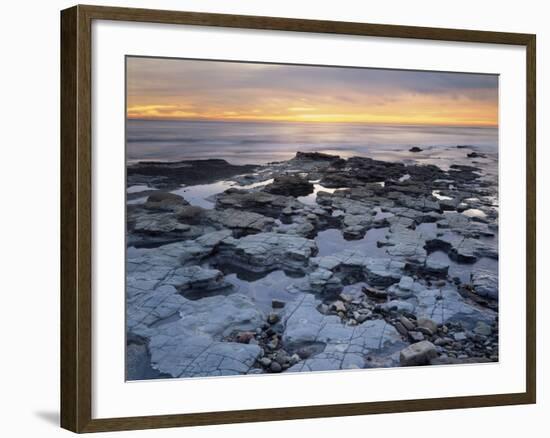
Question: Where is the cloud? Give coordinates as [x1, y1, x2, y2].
[126, 57, 498, 126]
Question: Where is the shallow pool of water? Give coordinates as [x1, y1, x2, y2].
[182, 266, 303, 313]
[298, 184, 340, 206]
[427, 251, 498, 283]
[315, 227, 389, 258]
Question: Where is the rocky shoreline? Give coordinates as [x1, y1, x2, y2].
[126, 147, 499, 380]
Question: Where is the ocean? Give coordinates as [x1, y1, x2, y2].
[126, 119, 498, 165]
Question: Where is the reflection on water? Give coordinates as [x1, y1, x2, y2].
[315, 228, 389, 258]
[462, 208, 487, 219]
[427, 251, 498, 283]
[171, 178, 274, 209]
[127, 119, 498, 165]
[172, 180, 234, 208]
[182, 266, 303, 313]
[127, 184, 151, 194]
[298, 184, 340, 206]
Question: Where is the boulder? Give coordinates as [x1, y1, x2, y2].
[399, 340, 438, 366]
[416, 317, 438, 335]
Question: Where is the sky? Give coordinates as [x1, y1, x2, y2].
[126, 57, 498, 127]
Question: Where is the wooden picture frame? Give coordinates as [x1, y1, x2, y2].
[61, 4, 536, 433]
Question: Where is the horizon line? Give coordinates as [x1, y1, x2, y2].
[126, 116, 498, 129]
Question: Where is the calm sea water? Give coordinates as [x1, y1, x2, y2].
[126, 119, 498, 165]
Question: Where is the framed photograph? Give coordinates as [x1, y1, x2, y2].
[60, 4, 536, 433]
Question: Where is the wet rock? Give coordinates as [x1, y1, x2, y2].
[283, 295, 405, 371]
[294, 151, 342, 162]
[378, 227, 429, 264]
[128, 159, 257, 189]
[381, 300, 415, 314]
[422, 258, 450, 277]
[270, 361, 283, 373]
[259, 357, 272, 367]
[133, 212, 192, 235]
[236, 331, 256, 344]
[307, 268, 342, 293]
[331, 300, 347, 313]
[215, 189, 302, 217]
[474, 321, 492, 336]
[264, 175, 314, 197]
[362, 286, 388, 300]
[144, 191, 189, 211]
[467, 152, 486, 159]
[414, 285, 496, 329]
[453, 332, 467, 341]
[409, 147, 423, 153]
[272, 299, 286, 309]
[399, 341, 438, 366]
[136, 294, 266, 378]
[268, 313, 280, 324]
[175, 205, 206, 224]
[394, 322, 409, 336]
[205, 208, 275, 234]
[400, 316, 416, 331]
[176, 266, 229, 294]
[429, 356, 492, 365]
[408, 331, 425, 342]
[308, 250, 405, 290]
[218, 232, 317, 273]
[470, 269, 498, 301]
[416, 317, 438, 335]
[426, 234, 497, 263]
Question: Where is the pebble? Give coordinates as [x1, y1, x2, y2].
[331, 300, 347, 313]
[417, 317, 438, 334]
[408, 331, 425, 342]
[235, 331, 255, 344]
[266, 338, 279, 349]
[267, 313, 280, 324]
[339, 293, 354, 302]
[270, 361, 282, 373]
[274, 351, 290, 365]
[474, 321, 492, 336]
[318, 303, 329, 314]
[272, 300, 286, 309]
[434, 337, 452, 346]
[453, 332, 467, 342]
[259, 357, 272, 367]
[394, 321, 409, 336]
[353, 311, 369, 323]
[417, 327, 434, 337]
[399, 316, 415, 331]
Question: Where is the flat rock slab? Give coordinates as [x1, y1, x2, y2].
[218, 232, 318, 272]
[310, 249, 405, 288]
[205, 208, 275, 233]
[283, 295, 406, 371]
[471, 269, 499, 301]
[139, 294, 266, 378]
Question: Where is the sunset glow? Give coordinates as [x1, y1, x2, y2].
[126, 57, 498, 127]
